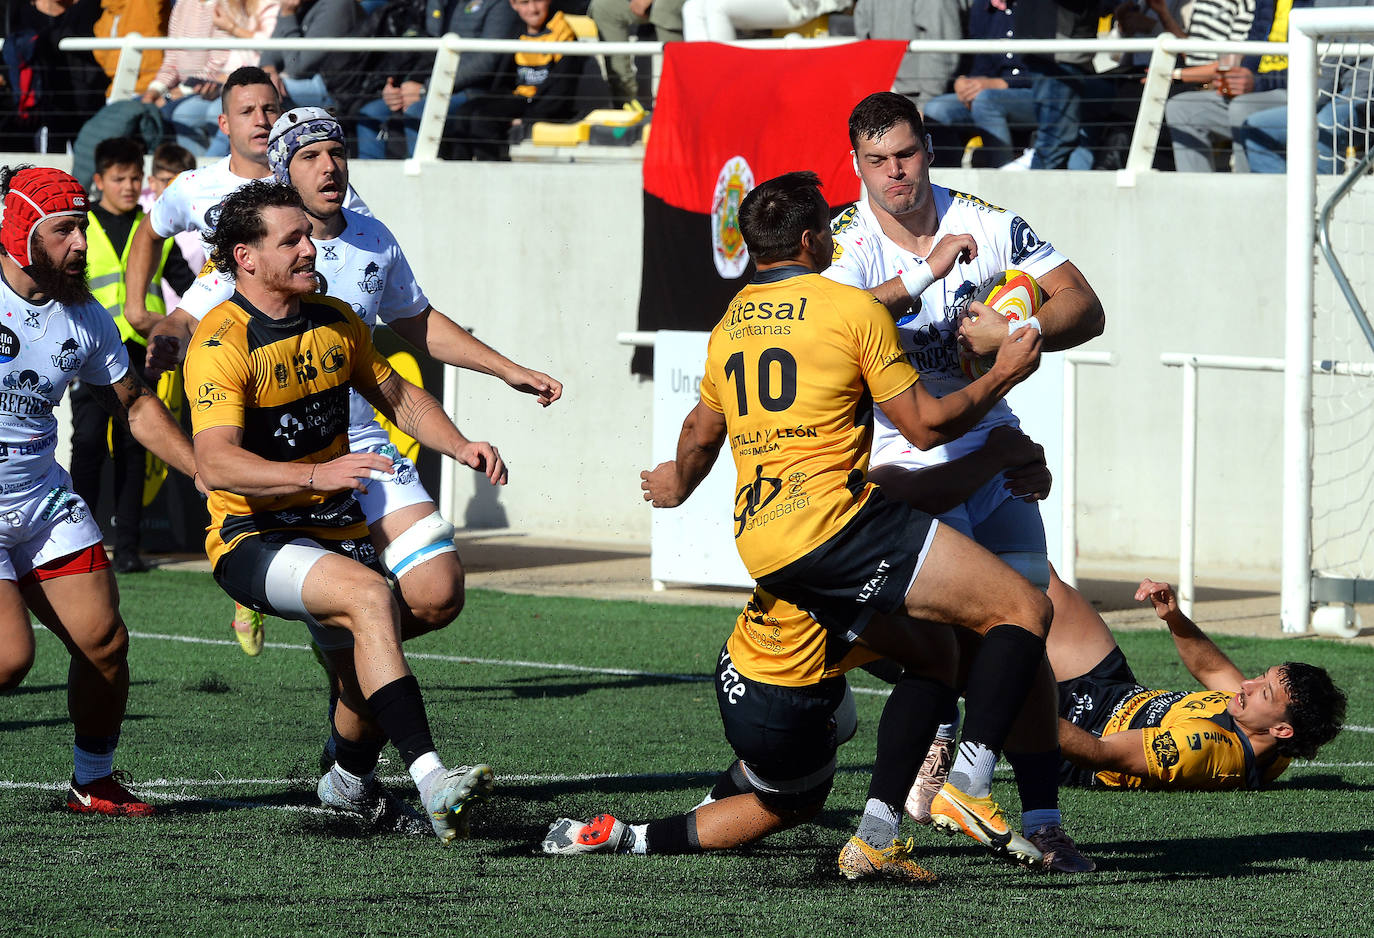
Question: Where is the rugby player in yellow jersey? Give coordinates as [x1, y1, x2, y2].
[545, 171, 1049, 881]
[1049, 576, 1345, 791]
[183, 180, 505, 844]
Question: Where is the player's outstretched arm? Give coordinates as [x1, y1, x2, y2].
[121, 220, 170, 337]
[877, 327, 1041, 450]
[640, 400, 726, 508]
[868, 425, 1049, 514]
[144, 307, 200, 381]
[1058, 720, 1150, 777]
[361, 370, 507, 485]
[389, 306, 563, 406]
[1135, 578, 1245, 693]
[87, 368, 197, 479]
[193, 425, 395, 496]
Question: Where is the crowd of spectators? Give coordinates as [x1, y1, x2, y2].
[1, 0, 1369, 168]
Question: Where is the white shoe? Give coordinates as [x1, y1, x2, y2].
[317, 770, 429, 837]
[425, 764, 494, 844]
[1000, 149, 1035, 171]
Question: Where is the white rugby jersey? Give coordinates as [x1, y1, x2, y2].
[0, 277, 128, 492]
[825, 186, 1066, 468]
[149, 156, 370, 256]
[180, 207, 429, 429]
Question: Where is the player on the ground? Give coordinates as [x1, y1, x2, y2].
[547, 171, 1051, 881]
[1050, 575, 1346, 790]
[826, 91, 1106, 872]
[183, 180, 504, 843]
[542, 426, 1050, 875]
[0, 166, 198, 815]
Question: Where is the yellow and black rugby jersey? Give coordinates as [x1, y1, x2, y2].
[728, 587, 881, 687]
[1095, 689, 1290, 790]
[699, 268, 918, 578]
[184, 291, 394, 567]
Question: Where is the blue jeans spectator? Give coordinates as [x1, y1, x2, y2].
[1029, 62, 1105, 170]
[922, 87, 1037, 167]
[281, 73, 335, 109]
[1240, 101, 1363, 174]
[162, 92, 225, 157]
[355, 91, 469, 159]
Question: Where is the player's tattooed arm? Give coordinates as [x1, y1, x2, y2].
[88, 370, 198, 479]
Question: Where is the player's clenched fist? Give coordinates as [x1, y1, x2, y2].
[641, 461, 684, 508]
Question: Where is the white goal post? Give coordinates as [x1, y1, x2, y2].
[1284, 8, 1374, 634]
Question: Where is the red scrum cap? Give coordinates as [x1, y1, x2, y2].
[1, 167, 89, 268]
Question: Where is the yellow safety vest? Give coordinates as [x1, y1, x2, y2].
[85, 209, 172, 347]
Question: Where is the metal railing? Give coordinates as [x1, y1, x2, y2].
[60, 34, 1293, 168]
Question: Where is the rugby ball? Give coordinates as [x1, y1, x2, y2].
[959, 268, 1044, 380]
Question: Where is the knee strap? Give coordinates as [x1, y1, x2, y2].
[380, 511, 457, 579]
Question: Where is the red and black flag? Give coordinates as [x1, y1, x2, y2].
[632, 40, 908, 374]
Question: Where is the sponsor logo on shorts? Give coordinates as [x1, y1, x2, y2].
[1067, 691, 1095, 724]
[718, 648, 746, 705]
[857, 559, 891, 604]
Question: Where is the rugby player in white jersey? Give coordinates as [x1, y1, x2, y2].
[825, 92, 1106, 873]
[149, 108, 561, 828]
[0, 166, 197, 816]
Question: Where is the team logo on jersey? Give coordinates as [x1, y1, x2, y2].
[293, 351, 318, 384]
[1009, 216, 1042, 265]
[274, 363, 290, 388]
[274, 413, 304, 447]
[1152, 731, 1181, 769]
[357, 262, 383, 295]
[0, 325, 19, 363]
[205, 200, 226, 231]
[22, 308, 40, 330]
[711, 156, 753, 279]
[321, 244, 338, 261]
[320, 345, 346, 374]
[51, 339, 80, 373]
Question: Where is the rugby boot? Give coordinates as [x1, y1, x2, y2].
[837, 836, 938, 884]
[425, 764, 494, 844]
[542, 814, 634, 854]
[67, 771, 155, 817]
[929, 782, 1042, 866]
[1028, 824, 1097, 873]
[317, 770, 429, 836]
[231, 602, 264, 656]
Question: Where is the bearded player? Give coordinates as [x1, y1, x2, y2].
[824, 91, 1106, 873]
[148, 107, 561, 657]
[0, 166, 198, 815]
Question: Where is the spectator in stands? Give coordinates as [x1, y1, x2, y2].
[588, 0, 684, 109]
[260, 0, 358, 109]
[680, 0, 849, 41]
[1012, 0, 1112, 170]
[919, 0, 1034, 168]
[1237, 0, 1372, 174]
[2, 0, 109, 153]
[74, 136, 197, 573]
[354, 0, 522, 160]
[1164, 0, 1296, 172]
[142, 0, 280, 157]
[447, 0, 582, 159]
[854, 0, 961, 112]
[91, 0, 170, 97]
